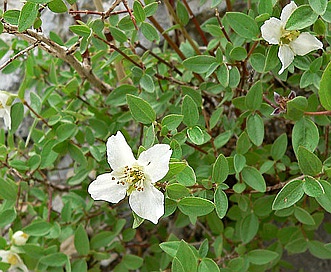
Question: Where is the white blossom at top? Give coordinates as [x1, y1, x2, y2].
[0, 91, 12, 130]
[0, 250, 28, 272]
[261, 1, 323, 74]
[12, 231, 29, 246]
[88, 131, 172, 224]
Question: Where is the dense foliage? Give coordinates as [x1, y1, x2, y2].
[0, 0, 331, 271]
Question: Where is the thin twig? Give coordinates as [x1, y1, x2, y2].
[3, 22, 112, 94]
[0, 42, 39, 70]
[215, 9, 231, 43]
[69, 9, 128, 16]
[122, 0, 138, 30]
[182, 0, 208, 46]
[23, 100, 52, 128]
[304, 110, 331, 116]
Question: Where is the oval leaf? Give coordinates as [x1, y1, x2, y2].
[178, 197, 215, 217]
[126, 94, 156, 124]
[272, 180, 304, 210]
[241, 166, 266, 192]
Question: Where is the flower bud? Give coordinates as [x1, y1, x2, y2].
[12, 231, 29, 246]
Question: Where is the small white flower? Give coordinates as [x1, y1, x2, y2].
[88, 131, 172, 224]
[0, 250, 28, 272]
[12, 231, 29, 246]
[261, 1, 323, 74]
[0, 91, 12, 130]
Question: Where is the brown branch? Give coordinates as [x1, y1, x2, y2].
[304, 110, 331, 116]
[215, 9, 231, 43]
[69, 9, 128, 16]
[0, 42, 39, 70]
[122, 0, 138, 30]
[23, 100, 52, 128]
[3, 22, 112, 94]
[182, 0, 208, 46]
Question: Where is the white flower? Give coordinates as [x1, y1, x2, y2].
[12, 231, 29, 246]
[88, 131, 172, 224]
[0, 250, 28, 272]
[261, 1, 323, 74]
[0, 91, 12, 130]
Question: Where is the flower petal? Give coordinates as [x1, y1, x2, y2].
[0, 92, 9, 107]
[274, 92, 281, 104]
[0, 250, 10, 262]
[129, 184, 164, 224]
[278, 45, 295, 74]
[288, 90, 296, 100]
[261, 17, 282, 44]
[290, 32, 323, 56]
[107, 131, 136, 170]
[88, 173, 128, 203]
[138, 144, 172, 183]
[280, 1, 297, 23]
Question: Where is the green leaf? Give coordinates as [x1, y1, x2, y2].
[40, 253, 68, 266]
[182, 95, 199, 127]
[240, 213, 259, 243]
[4, 10, 20, 25]
[48, 0, 68, 13]
[241, 166, 266, 192]
[250, 53, 266, 73]
[109, 26, 127, 43]
[245, 81, 263, 111]
[144, 2, 158, 17]
[167, 183, 190, 200]
[159, 241, 181, 258]
[68, 143, 87, 166]
[23, 221, 52, 236]
[177, 165, 196, 186]
[56, 123, 77, 142]
[285, 238, 308, 254]
[214, 187, 228, 219]
[316, 180, 331, 213]
[0, 209, 17, 228]
[10, 103, 23, 133]
[162, 114, 183, 130]
[178, 197, 215, 217]
[247, 249, 279, 265]
[69, 25, 92, 38]
[271, 133, 287, 161]
[297, 146, 322, 176]
[198, 258, 220, 272]
[303, 176, 324, 197]
[140, 74, 155, 93]
[90, 231, 115, 249]
[133, 1, 145, 23]
[292, 117, 319, 155]
[309, 0, 327, 15]
[18, 2, 39, 32]
[216, 63, 229, 87]
[0, 178, 18, 201]
[74, 224, 90, 256]
[176, 1, 189, 25]
[294, 206, 315, 225]
[212, 154, 229, 183]
[230, 46, 247, 61]
[236, 131, 252, 154]
[234, 154, 246, 173]
[183, 55, 216, 74]
[126, 94, 156, 124]
[246, 113, 264, 146]
[226, 12, 259, 40]
[286, 96, 308, 120]
[308, 240, 331, 259]
[319, 60, 331, 110]
[141, 22, 159, 42]
[322, 2, 331, 23]
[187, 126, 204, 145]
[286, 5, 318, 30]
[175, 240, 198, 272]
[122, 254, 143, 270]
[272, 180, 304, 210]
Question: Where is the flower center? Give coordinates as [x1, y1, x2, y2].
[280, 29, 300, 45]
[116, 165, 146, 194]
[8, 253, 19, 265]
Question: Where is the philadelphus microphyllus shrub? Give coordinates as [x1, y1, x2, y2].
[88, 131, 172, 224]
[261, 1, 323, 74]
